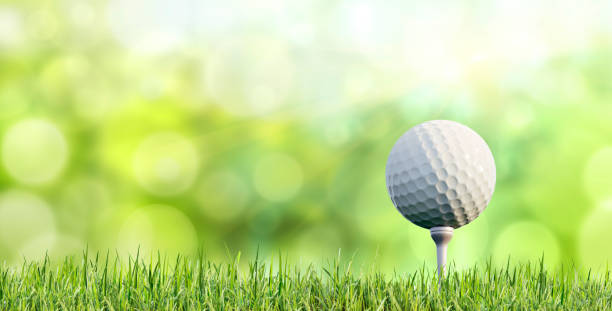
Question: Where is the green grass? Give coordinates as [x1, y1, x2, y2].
[0, 251, 610, 310]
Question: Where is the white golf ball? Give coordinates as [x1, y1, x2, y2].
[386, 120, 496, 229]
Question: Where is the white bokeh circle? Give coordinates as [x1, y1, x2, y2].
[492, 221, 560, 267]
[132, 132, 199, 196]
[0, 190, 56, 253]
[106, 0, 196, 54]
[253, 153, 303, 202]
[204, 38, 295, 116]
[117, 205, 198, 256]
[579, 205, 612, 270]
[19, 233, 83, 261]
[0, 7, 24, 48]
[583, 146, 612, 203]
[2, 119, 68, 185]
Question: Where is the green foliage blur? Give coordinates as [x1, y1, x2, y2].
[0, 0, 611, 271]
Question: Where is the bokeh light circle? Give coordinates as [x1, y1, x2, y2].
[0, 190, 55, 254]
[68, 1, 95, 29]
[253, 153, 303, 202]
[106, 0, 195, 54]
[132, 132, 199, 196]
[402, 222, 436, 267]
[0, 7, 24, 48]
[602, 199, 612, 211]
[492, 221, 560, 267]
[522, 128, 605, 235]
[59, 177, 112, 234]
[19, 234, 83, 261]
[448, 215, 489, 269]
[205, 38, 295, 116]
[39, 55, 90, 101]
[2, 119, 68, 185]
[583, 146, 612, 203]
[118, 205, 198, 256]
[291, 225, 342, 266]
[579, 205, 612, 269]
[197, 170, 250, 222]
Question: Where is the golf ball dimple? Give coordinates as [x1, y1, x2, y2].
[386, 120, 496, 229]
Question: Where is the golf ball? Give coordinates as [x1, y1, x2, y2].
[386, 120, 495, 229]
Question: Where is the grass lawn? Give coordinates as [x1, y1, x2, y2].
[0, 251, 609, 310]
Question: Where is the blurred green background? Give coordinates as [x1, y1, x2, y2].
[0, 0, 611, 272]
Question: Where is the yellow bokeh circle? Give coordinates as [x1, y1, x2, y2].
[2, 119, 68, 185]
[132, 132, 199, 196]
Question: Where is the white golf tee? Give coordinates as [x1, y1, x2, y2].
[430, 226, 454, 281]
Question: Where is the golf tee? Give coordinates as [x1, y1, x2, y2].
[430, 226, 454, 281]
